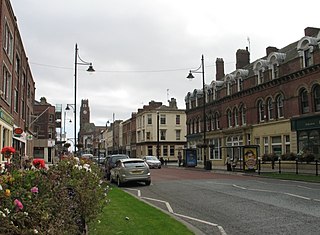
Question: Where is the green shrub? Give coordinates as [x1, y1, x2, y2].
[0, 157, 108, 235]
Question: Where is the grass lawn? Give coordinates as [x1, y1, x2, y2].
[88, 186, 194, 235]
[261, 172, 320, 183]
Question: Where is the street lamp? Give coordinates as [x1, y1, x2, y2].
[73, 44, 95, 154]
[156, 111, 160, 159]
[187, 54, 208, 169]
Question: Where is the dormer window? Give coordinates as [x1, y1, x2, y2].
[253, 60, 268, 85]
[267, 52, 286, 80]
[297, 36, 317, 68]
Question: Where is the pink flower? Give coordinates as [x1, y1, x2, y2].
[14, 199, 23, 210]
[31, 186, 39, 193]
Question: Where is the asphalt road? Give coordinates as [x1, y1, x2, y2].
[123, 167, 320, 235]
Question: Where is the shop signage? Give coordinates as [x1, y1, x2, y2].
[14, 127, 23, 137]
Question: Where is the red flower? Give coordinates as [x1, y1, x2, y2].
[32, 159, 46, 169]
[1, 146, 15, 154]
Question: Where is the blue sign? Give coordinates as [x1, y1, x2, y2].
[185, 149, 197, 167]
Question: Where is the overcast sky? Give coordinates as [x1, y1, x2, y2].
[10, 0, 320, 138]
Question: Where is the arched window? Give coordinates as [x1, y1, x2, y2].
[239, 105, 246, 125]
[313, 85, 320, 112]
[267, 98, 274, 120]
[276, 94, 284, 118]
[227, 109, 232, 127]
[215, 112, 220, 129]
[258, 100, 265, 122]
[299, 88, 309, 114]
[233, 107, 239, 126]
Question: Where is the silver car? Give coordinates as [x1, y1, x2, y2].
[143, 156, 161, 169]
[110, 158, 151, 186]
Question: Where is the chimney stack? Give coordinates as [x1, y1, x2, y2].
[236, 47, 250, 69]
[215, 58, 225, 81]
[304, 27, 320, 37]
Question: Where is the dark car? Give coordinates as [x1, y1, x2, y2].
[105, 154, 130, 180]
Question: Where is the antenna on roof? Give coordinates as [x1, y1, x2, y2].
[247, 36, 251, 52]
[167, 88, 170, 102]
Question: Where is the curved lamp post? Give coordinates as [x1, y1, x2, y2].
[72, 44, 95, 154]
[187, 54, 207, 169]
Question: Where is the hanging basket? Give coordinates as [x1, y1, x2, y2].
[1, 146, 16, 158]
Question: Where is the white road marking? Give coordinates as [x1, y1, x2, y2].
[284, 193, 311, 200]
[125, 188, 227, 235]
[233, 184, 246, 190]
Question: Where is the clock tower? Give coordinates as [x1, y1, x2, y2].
[80, 99, 90, 130]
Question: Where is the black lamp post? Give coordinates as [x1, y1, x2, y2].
[157, 111, 160, 159]
[187, 54, 207, 169]
[72, 44, 94, 154]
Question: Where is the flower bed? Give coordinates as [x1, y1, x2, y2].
[0, 153, 108, 235]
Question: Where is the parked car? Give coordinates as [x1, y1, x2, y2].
[105, 154, 130, 180]
[143, 156, 161, 169]
[80, 153, 93, 161]
[110, 158, 151, 186]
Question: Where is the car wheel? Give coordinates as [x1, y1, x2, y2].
[117, 177, 122, 187]
[145, 180, 151, 186]
[158, 166, 161, 169]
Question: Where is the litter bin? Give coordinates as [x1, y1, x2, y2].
[205, 160, 212, 170]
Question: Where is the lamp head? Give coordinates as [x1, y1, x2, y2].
[187, 71, 195, 79]
[65, 105, 70, 110]
[87, 63, 95, 72]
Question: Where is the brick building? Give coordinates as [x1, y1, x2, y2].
[185, 27, 320, 166]
[0, 0, 36, 163]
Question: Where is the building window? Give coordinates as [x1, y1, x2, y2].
[146, 132, 151, 140]
[276, 94, 284, 118]
[3, 22, 13, 59]
[176, 130, 181, 140]
[258, 70, 264, 84]
[160, 114, 166, 125]
[163, 145, 168, 156]
[14, 89, 19, 113]
[147, 114, 152, 124]
[160, 129, 166, 140]
[3, 66, 12, 104]
[258, 100, 265, 122]
[313, 85, 320, 112]
[170, 146, 174, 156]
[300, 88, 309, 114]
[240, 105, 246, 125]
[148, 146, 153, 155]
[227, 82, 232, 95]
[272, 64, 279, 79]
[267, 98, 273, 120]
[176, 115, 180, 125]
[15, 54, 21, 77]
[209, 138, 221, 160]
[271, 136, 282, 155]
[49, 114, 54, 123]
[48, 127, 54, 139]
[263, 137, 269, 154]
[284, 135, 290, 153]
[233, 107, 238, 126]
[215, 112, 220, 129]
[238, 78, 243, 92]
[304, 49, 312, 67]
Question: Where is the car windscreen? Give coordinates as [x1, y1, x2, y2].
[123, 161, 146, 168]
[146, 156, 157, 160]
